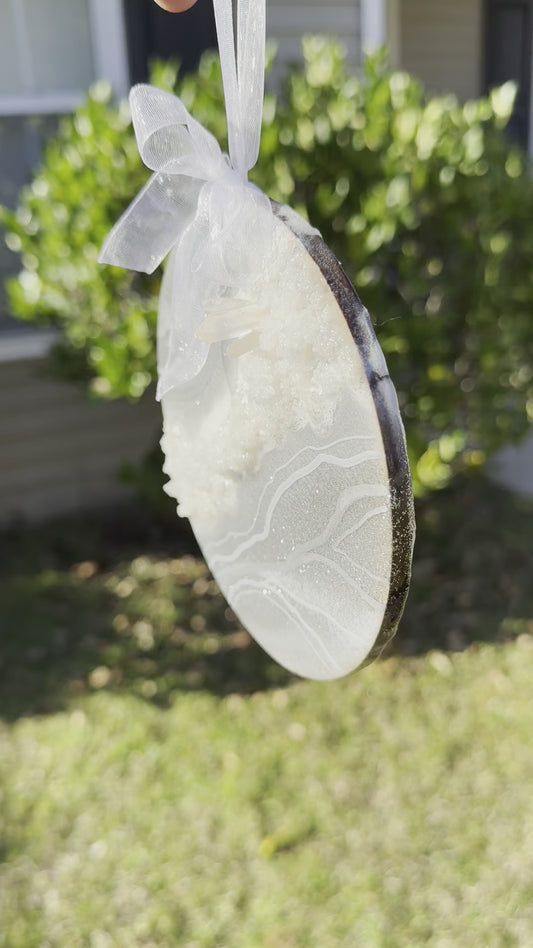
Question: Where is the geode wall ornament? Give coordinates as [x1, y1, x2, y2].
[100, 0, 415, 680]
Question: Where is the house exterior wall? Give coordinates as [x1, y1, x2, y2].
[0, 355, 161, 525]
[267, 0, 361, 69]
[400, 0, 483, 100]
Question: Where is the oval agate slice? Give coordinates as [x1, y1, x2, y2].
[159, 203, 415, 680]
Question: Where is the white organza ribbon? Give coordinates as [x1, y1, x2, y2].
[99, 0, 270, 398]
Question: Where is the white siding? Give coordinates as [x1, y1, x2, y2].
[0, 358, 161, 524]
[400, 0, 483, 100]
[267, 0, 360, 72]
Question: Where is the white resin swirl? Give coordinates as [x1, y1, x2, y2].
[160, 213, 393, 679]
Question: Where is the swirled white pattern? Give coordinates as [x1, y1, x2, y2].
[198, 401, 392, 679]
[160, 213, 393, 679]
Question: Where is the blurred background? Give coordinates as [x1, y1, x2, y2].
[0, 1, 532, 945]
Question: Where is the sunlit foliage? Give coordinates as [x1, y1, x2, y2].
[1, 44, 532, 493]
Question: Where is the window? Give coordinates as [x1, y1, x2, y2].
[0, 0, 129, 329]
[0, 0, 95, 115]
[125, 0, 217, 84]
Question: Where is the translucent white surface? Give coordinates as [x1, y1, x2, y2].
[160, 214, 393, 679]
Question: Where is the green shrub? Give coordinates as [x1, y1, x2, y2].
[1, 43, 532, 494]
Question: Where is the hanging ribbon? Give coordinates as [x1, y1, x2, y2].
[99, 0, 271, 399]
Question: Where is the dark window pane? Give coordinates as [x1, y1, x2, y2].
[126, 0, 217, 83]
[485, 0, 533, 146]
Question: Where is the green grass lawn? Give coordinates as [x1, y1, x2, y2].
[0, 476, 532, 947]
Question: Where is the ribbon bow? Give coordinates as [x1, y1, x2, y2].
[99, 0, 271, 398]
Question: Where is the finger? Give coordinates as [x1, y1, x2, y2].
[153, 0, 198, 11]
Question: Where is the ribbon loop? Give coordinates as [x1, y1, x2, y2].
[99, 0, 270, 398]
[131, 85, 223, 176]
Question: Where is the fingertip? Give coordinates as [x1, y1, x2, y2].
[153, 0, 198, 11]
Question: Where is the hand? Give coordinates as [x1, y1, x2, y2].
[153, 0, 198, 10]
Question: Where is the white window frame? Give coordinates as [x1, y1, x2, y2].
[360, 0, 401, 67]
[0, 328, 60, 363]
[360, 0, 388, 54]
[0, 0, 130, 117]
